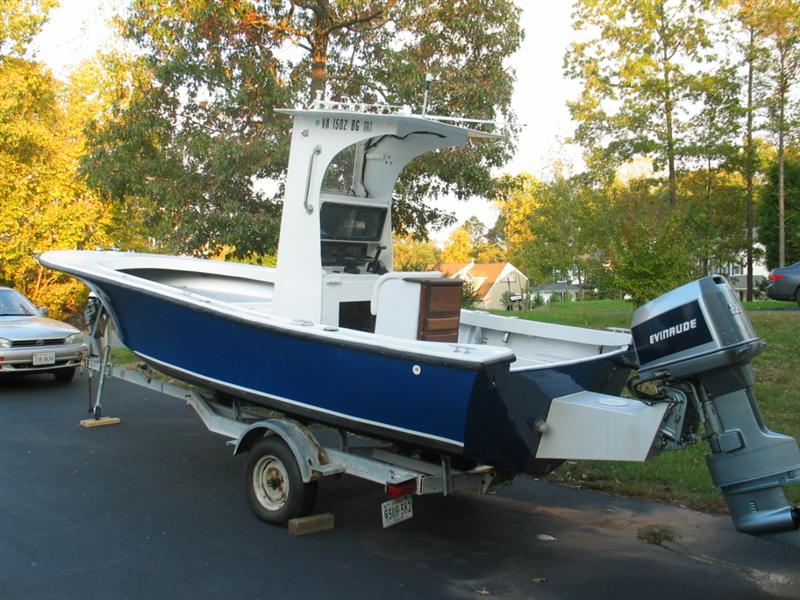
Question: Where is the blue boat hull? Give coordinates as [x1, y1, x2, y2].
[90, 280, 630, 473]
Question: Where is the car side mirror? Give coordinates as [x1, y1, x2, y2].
[38, 306, 49, 317]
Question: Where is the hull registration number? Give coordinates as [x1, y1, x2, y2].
[32, 352, 56, 366]
[381, 495, 413, 528]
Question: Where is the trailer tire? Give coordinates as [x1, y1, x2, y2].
[245, 436, 317, 525]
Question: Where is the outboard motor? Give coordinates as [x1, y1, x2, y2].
[631, 275, 800, 548]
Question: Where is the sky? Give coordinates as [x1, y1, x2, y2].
[32, 1, 583, 242]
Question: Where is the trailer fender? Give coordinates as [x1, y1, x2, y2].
[233, 419, 328, 484]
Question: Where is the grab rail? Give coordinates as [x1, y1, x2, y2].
[304, 145, 322, 214]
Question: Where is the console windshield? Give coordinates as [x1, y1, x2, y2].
[320, 203, 387, 242]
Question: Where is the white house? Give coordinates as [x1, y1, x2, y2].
[437, 261, 529, 310]
[708, 241, 770, 300]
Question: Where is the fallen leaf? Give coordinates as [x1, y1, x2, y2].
[537, 534, 556, 541]
[476, 588, 490, 596]
[531, 577, 548, 583]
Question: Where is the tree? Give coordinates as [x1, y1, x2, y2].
[460, 279, 480, 309]
[439, 216, 503, 264]
[84, 0, 523, 256]
[392, 234, 440, 271]
[0, 0, 56, 57]
[0, 1, 116, 316]
[497, 173, 601, 287]
[603, 182, 697, 305]
[441, 227, 474, 264]
[758, 150, 800, 268]
[494, 173, 542, 264]
[751, 0, 800, 267]
[684, 67, 742, 189]
[0, 58, 114, 317]
[565, 0, 714, 202]
[722, 0, 765, 300]
[460, 216, 504, 262]
[679, 168, 748, 273]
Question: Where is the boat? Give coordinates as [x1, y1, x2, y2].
[39, 96, 800, 547]
[39, 97, 639, 475]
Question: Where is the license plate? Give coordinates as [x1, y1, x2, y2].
[381, 495, 413, 528]
[32, 351, 56, 366]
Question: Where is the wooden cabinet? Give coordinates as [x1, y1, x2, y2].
[416, 279, 463, 342]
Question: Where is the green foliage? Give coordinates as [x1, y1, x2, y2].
[750, 1, 800, 266]
[440, 216, 504, 264]
[0, 58, 113, 318]
[751, 0, 800, 146]
[679, 168, 748, 270]
[683, 66, 743, 173]
[0, 0, 56, 57]
[603, 184, 697, 306]
[565, 0, 716, 200]
[498, 173, 604, 287]
[441, 227, 474, 264]
[758, 150, 800, 268]
[83, 0, 523, 255]
[82, 36, 289, 257]
[392, 234, 440, 271]
[498, 164, 754, 305]
[460, 279, 480, 309]
[499, 290, 513, 309]
[531, 291, 544, 309]
[214, 247, 278, 268]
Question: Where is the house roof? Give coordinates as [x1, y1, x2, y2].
[436, 262, 471, 277]
[468, 263, 511, 297]
[435, 262, 525, 299]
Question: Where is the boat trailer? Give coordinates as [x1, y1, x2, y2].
[81, 284, 800, 545]
[83, 303, 502, 528]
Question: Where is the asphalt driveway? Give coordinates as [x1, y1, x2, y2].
[1, 372, 798, 599]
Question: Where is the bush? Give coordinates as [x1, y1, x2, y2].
[461, 280, 480, 308]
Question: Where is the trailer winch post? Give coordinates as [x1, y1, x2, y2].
[92, 344, 111, 420]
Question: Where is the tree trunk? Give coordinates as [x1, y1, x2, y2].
[665, 104, 677, 204]
[309, 29, 329, 100]
[659, 7, 677, 204]
[746, 25, 754, 300]
[778, 44, 786, 267]
[778, 134, 785, 267]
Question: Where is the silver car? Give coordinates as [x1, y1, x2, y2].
[0, 287, 88, 381]
[766, 262, 800, 305]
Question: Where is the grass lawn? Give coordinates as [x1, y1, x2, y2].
[510, 299, 800, 512]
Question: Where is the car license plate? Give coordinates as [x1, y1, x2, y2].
[381, 495, 413, 528]
[32, 351, 56, 366]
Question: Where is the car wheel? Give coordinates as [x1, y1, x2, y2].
[795, 287, 800, 307]
[53, 367, 76, 383]
[245, 436, 317, 525]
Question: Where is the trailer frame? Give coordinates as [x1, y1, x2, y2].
[83, 313, 503, 527]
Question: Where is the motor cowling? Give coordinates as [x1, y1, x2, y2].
[630, 276, 800, 549]
[631, 275, 762, 382]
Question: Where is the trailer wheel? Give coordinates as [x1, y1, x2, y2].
[245, 436, 317, 525]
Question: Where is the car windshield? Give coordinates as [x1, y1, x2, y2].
[0, 289, 38, 316]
